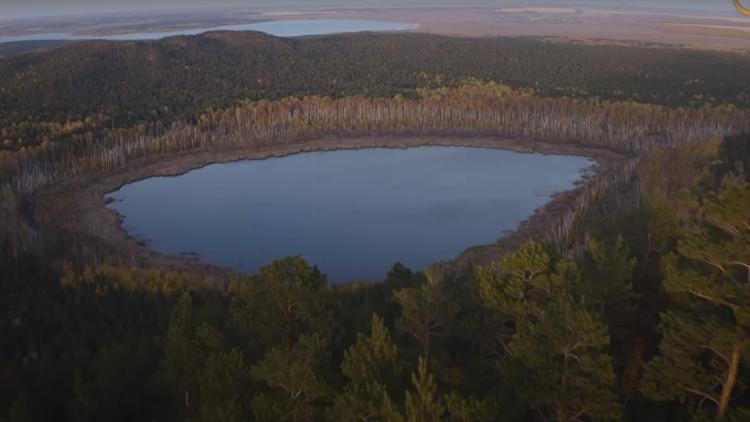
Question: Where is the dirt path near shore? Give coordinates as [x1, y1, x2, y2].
[34, 136, 627, 280]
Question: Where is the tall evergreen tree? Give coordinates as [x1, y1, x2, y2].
[642, 181, 750, 419]
[477, 241, 571, 356]
[329, 315, 401, 421]
[251, 334, 331, 422]
[405, 358, 444, 422]
[478, 241, 621, 421]
[579, 235, 638, 340]
[230, 257, 335, 354]
[160, 293, 200, 418]
[504, 297, 621, 422]
[192, 325, 250, 422]
[394, 267, 455, 358]
[442, 393, 498, 422]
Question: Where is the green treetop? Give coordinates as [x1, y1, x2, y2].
[230, 256, 335, 353]
[476, 241, 571, 356]
[330, 314, 401, 421]
[505, 297, 621, 422]
[394, 267, 456, 358]
[405, 358, 445, 422]
[477, 241, 621, 421]
[642, 181, 750, 419]
[251, 333, 332, 422]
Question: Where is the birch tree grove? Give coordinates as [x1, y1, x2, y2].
[1, 82, 748, 255]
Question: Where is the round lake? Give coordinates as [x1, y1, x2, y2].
[106, 147, 592, 282]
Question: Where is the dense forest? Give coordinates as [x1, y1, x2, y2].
[1, 31, 750, 150]
[3, 83, 748, 258]
[2, 133, 749, 421]
[2, 31, 750, 421]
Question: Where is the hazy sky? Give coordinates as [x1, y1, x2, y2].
[1, 0, 741, 20]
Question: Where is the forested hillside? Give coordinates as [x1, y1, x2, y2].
[1, 31, 750, 150]
[2, 134, 749, 421]
[1, 29, 750, 421]
[3, 83, 748, 258]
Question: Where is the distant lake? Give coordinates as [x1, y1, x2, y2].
[0, 19, 414, 44]
[106, 147, 591, 282]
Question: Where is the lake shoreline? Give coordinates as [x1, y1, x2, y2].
[33, 135, 627, 284]
[4, 6, 749, 52]
[0, 19, 415, 44]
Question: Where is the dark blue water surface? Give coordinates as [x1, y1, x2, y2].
[107, 147, 591, 282]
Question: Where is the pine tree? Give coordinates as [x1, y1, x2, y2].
[160, 294, 251, 422]
[478, 241, 571, 320]
[160, 292, 200, 416]
[192, 325, 249, 422]
[477, 241, 621, 420]
[443, 393, 498, 422]
[250, 334, 331, 422]
[329, 315, 401, 421]
[579, 235, 638, 338]
[476, 241, 572, 355]
[230, 256, 335, 353]
[642, 181, 750, 419]
[340, 315, 398, 380]
[405, 358, 445, 422]
[394, 267, 455, 358]
[504, 297, 622, 422]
